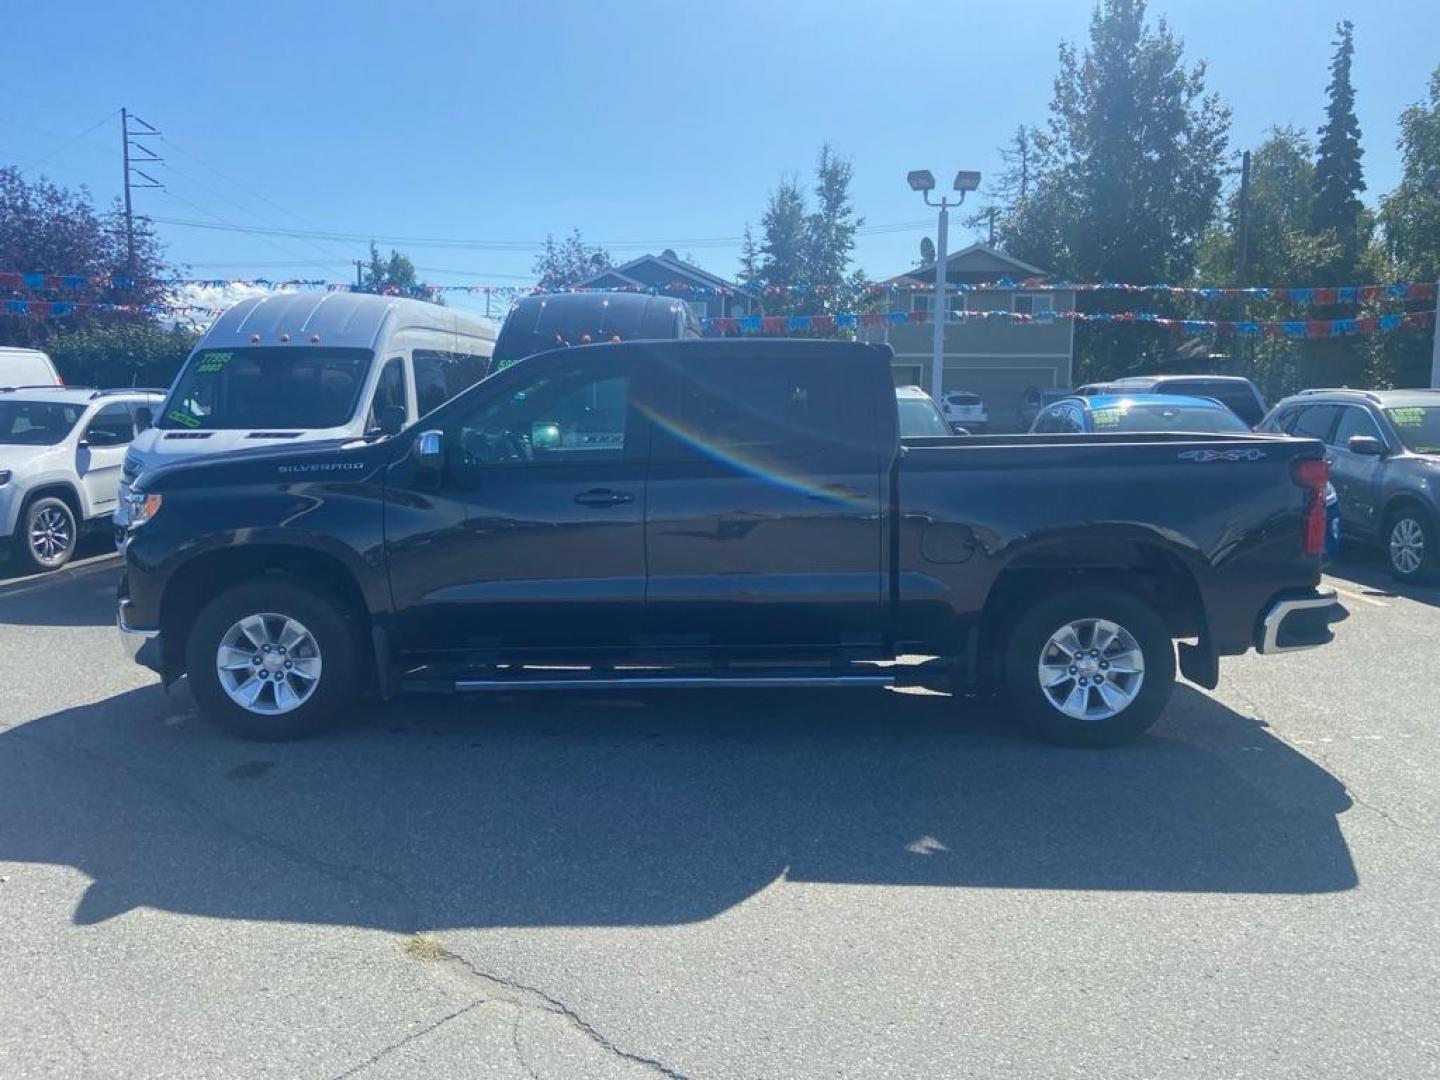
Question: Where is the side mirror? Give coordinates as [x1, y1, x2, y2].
[530, 420, 562, 450]
[950, 423, 971, 435]
[82, 429, 121, 448]
[1347, 434, 1387, 456]
[415, 429, 444, 467]
[378, 405, 407, 437]
[134, 406, 153, 433]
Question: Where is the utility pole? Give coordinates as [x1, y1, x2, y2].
[354, 259, 364, 289]
[1232, 150, 1252, 371]
[120, 109, 163, 278]
[986, 207, 998, 247]
[1430, 279, 1440, 388]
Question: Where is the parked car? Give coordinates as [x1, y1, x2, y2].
[1076, 375, 1268, 428]
[118, 339, 1339, 749]
[0, 386, 165, 571]
[117, 292, 498, 518]
[896, 385, 957, 437]
[0, 346, 64, 389]
[491, 291, 699, 372]
[1259, 388, 1440, 581]
[1017, 386, 1072, 431]
[940, 390, 988, 432]
[1029, 393, 1253, 435]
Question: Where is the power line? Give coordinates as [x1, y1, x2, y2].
[147, 214, 935, 253]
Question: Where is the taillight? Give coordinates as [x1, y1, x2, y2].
[1292, 458, 1329, 557]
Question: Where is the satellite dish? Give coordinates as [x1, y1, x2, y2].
[920, 237, 936, 264]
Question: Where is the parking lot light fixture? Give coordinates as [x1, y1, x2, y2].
[908, 166, 981, 397]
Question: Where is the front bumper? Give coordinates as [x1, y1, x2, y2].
[1256, 588, 1342, 654]
[118, 600, 164, 673]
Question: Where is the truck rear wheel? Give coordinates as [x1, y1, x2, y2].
[1002, 587, 1175, 748]
[185, 577, 357, 741]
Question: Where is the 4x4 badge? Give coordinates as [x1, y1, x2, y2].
[1178, 448, 1267, 462]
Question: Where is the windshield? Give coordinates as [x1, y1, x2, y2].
[1386, 406, 1440, 454]
[1092, 401, 1251, 434]
[897, 396, 952, 436]
[491, 296, 694, 369]
[159, 347, 374, 431]
[0, 400, 84, 445]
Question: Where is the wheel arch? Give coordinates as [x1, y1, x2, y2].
[159, 543, 372, 676]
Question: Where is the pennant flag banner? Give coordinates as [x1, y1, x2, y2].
[700, 307, 1436, 339]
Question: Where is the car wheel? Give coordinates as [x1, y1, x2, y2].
[1386, 507, 1436, 583]
[1002, 587, 1175, 748]
[17, 495, 78, 572]
[185, 577, 358, 741]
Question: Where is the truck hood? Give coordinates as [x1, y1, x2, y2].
[128, 427, 334, 467]
[133, 435, 387, 493]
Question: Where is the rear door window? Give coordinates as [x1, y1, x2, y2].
[1167, 380, 1263, 425]
[653, 352, 872, 466]
[414, 350, 489, 415]
[1289, 404, 1341, 442]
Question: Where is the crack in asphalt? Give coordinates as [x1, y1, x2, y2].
[415, 939, 694, 1080]
[325, 999, 489, 1079]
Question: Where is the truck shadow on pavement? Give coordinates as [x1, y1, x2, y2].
[0, 681, 1357, 931]
[1327, 551, 1440, 610]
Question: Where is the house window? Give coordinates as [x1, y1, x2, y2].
[1013, 293, 1054, 316]
[912, 293, 963, 317]
[912, 293, 930, 314]
[687, 298, 709, 321]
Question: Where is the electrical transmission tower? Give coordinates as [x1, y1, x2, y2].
[121, 108, 163, 276]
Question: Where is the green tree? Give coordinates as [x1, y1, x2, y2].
[46, 320, 200, 388]
[737, 223, 761, 290]
[804, 144, 866, 314]
[1380, 67, 1440, 282]
[1198, 127, 1338, 286]
[755, 177, 809, 313]
[531, 228, 612, 289]
[361, 242, 432, 298]
[1311, 20, 1367, 280]
[1002, 0, 1230, 284]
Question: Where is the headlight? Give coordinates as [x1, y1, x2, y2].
[125, 491, 163, 529]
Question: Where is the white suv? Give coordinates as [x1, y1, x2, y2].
[0, 387, 165, 571]
[941, 390, 989, 432]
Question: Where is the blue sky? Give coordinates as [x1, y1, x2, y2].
[2, 0, 1438, 315]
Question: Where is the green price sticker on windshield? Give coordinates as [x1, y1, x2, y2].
[1390, 407, 1425, 426]
[166, 409, 200, 428]
[194, 352, 233, 374]
[1091, 407, 1122, 427]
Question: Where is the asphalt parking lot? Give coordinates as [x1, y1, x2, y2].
[1, 550, 1437, 1079]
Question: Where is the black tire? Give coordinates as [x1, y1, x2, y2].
[1384, 504, 1437, 584]
[186, 577, 358, 741]
[16, 495, 78, 572]
[1002, 587, 1175, 748]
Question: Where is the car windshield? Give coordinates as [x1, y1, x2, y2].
[1091, 401, 1251, 434]
[1386, 406, 1440, 453]
[159, 347, 374, 431]
[0, 400, 85, 445]
[897, 396, 952, 436]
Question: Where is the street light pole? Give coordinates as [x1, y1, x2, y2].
[909, 169, 980, 398]
[931, 201, 949, 397]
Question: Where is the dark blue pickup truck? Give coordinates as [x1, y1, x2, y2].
[117, 339, 1340, 747]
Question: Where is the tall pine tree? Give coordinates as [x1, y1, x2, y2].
[1311, 20, 1366, 280]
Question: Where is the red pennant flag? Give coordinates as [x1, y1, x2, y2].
[860, 312, 885, 327]
[761, 316, 786, 334]
[811, 315, 835, 332]
[1312, 288, 1337, 306]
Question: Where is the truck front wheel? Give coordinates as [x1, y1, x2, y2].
[1002, 587, 1175, 748]
[185, 577, 357, 741]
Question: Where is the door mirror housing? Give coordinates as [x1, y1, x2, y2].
[377, 405, 407, 437]
[82, 428, 124, 448]
[415, 429, 444, 467]
[1347, 434, 1387, 456]
[134, 406, 153, 433]
[950, 423, 971, 436]
[530, 421, 562, 451]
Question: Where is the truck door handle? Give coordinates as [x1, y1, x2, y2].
[574, 488, 634, 507]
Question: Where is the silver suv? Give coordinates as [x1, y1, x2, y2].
[0, 387, 166, 571]
[1259, 388, 1440, 582]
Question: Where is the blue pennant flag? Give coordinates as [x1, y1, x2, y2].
[836, 313, 858, 330]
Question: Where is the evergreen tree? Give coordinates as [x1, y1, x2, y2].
[361, 242, 437, 300]
[1311, 20, 1367, 280]
[756, 177, 809, 313]
[737, 224, 761, 290]
[805, 144, 865, 314]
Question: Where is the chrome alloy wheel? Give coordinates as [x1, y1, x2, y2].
[216, 613, 323, 715]
[1037, 617, 1145, 721]
[1390, 517, 1425, 577]
[28, 504, 74, 567]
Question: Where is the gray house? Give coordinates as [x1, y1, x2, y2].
[577, 250, 757, 322]
[865, 243, 1076, 429]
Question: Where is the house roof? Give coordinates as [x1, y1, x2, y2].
[577, 251, 754, 297]
[886, 242, 1051, 285]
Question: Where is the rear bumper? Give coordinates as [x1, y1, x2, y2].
[1256, 588, 1342, 654]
